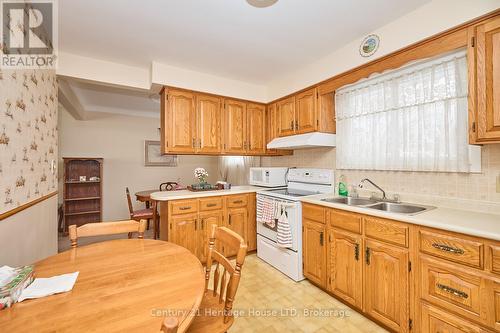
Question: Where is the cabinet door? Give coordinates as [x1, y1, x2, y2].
[164, 89, 196, 153]
[169, 213, 198, 256]
[198, 210, 223, 262]
[303, 220, 326, 287]
[246, 103, 266, 154]
[265, 103, 278, 155]
[196, 94, 221, 154]
[328, 229, 363, 308]
[224, 99, 247, 154]
[364, 239, 409, 332]
[470, 16, 500, 143]
[295, 88, 317, 134]
[277, 96, 296, 137]
[246, 194, 257, 251]
[225, 207, 248, 256]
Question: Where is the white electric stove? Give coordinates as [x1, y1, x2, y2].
[256, 168, 334, 281]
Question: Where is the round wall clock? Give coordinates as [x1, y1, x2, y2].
[359, 34, 380, 57]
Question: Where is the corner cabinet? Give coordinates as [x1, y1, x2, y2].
[468, 15, 500, 144]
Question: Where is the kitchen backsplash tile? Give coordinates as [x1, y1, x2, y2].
[262, 145, 500, 214]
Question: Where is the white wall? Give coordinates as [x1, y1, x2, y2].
[58, 107, 220, 221]
[0, 196, 58, 266]
[267, 0, 500, 99]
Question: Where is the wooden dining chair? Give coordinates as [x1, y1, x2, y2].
[159, 182, 178, 191]
[69, 219, 147, 248]
[126, 187, 154, 229]
[182, 225, 247, 333]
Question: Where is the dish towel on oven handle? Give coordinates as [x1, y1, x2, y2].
[276, 205, 293, 248]
[257, 196, 276, 228]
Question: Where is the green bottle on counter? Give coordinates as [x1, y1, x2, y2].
[338, 175, 348, 197]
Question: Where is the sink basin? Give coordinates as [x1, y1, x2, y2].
[321, 197, 379, 206]
[367, 202, 433, 215]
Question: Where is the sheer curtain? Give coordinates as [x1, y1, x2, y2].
[335, 49, 480, 173]
[218, 156, 261, 185]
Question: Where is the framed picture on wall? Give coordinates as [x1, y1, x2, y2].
[144, 140, 178, 167]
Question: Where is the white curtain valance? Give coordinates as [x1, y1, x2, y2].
[335, 49, 480, 173]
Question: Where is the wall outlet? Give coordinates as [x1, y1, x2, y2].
[497, 174, 500, 193]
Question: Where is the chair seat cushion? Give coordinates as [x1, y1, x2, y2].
[132, 208, 153, 218]
[186, 290, 234, 333]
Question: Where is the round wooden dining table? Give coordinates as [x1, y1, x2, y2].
[0, 239, 205, 332]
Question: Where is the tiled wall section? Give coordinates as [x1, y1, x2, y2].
[262, 144, 500, 214]
[0, 69, 58, 214]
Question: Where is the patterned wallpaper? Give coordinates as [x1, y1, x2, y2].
[0, 69, 58, 214]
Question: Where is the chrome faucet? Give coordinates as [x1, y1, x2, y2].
[359, 178, 386, 200]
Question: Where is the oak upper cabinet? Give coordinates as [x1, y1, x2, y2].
[303, 220, 327, 287]
[161, 89, 197, 153]
[295, 88, 317, 134]
[277, 96, 296, 137]
[328, 229, 363, 309]
[364, 239, 409, 332]
[265, 103, 278, 155]
[469, 16, 500, 143]
[196, 94, 221, 154]
[223, 99, 247, 154]
[246, 103, 266, 155]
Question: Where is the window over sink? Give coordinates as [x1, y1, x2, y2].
[335, 49, 481, 173]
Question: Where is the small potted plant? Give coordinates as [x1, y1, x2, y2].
[194, 167, 209, 189]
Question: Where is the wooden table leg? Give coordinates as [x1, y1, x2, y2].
[151, 200, 158, 240]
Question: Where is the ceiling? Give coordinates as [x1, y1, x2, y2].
[59, 0, 431, 85]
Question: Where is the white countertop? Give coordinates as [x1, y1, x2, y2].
[150, 185, 267, 201]
[300, 193, 500, 241]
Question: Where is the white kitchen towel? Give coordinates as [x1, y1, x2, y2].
[18, 272, 79, 302]
[276, 209, 293, 248]
[0, 266, 17, 287]
[258, 196, 276, 228]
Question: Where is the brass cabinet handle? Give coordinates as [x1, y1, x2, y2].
[290, 120, 294, 130]
[232, 200, 244, 204]
[365, 247, 371, 265]
[179, 206, 191, 210]
[192, 138, 195, 147]
[206, 203, 217, 207]
[354, 243, 360, 261]
[432, 243, 465, 255]
[201, 219, 204, 230]
[319, 232, 324, 246]
[436, 283, 468, 299]
[228, 215, 232, 226]
[295, 121, 298, 130]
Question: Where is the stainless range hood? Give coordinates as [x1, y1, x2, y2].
[267, 132, 336, 149]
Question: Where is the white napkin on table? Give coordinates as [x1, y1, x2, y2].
[18, 272, 79, 302]
[0, 266, 17, 287]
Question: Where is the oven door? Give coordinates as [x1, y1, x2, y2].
[256, 195, 301, 252]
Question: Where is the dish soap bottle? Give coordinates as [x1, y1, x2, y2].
[338, 175, 348, 197]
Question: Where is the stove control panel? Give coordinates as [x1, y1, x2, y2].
[287, 168, 334, 185]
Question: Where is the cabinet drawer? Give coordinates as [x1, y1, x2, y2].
[420, 230, 484, 269]
[199, 197, 223, 211]
[226, 195, 248, 208]
[364, 216, 408, 247]
[420, 257, 483, 323]
[329, 209, 361, 234]
[170, 199, 198, 215]
[421, 303, 485, 333]
[490, 245, 500, 275]
[303, 204, 325, 224]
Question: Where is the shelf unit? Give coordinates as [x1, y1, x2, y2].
[62, 157, 103, 231]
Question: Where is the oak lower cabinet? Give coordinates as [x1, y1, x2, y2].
[364, 239, 409, 332]
[327, 229, 363, 309]
[302, 219, 327, 287]
[161, 193, 256, 262]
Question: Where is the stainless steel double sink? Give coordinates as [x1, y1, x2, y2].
[320, 197, 435, 215]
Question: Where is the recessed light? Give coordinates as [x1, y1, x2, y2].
[246, 0, 278, 8]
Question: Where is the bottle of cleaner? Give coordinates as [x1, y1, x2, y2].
[338, 175, 348, 197]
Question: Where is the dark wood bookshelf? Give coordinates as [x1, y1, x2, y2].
[62, 157, 103, 231]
